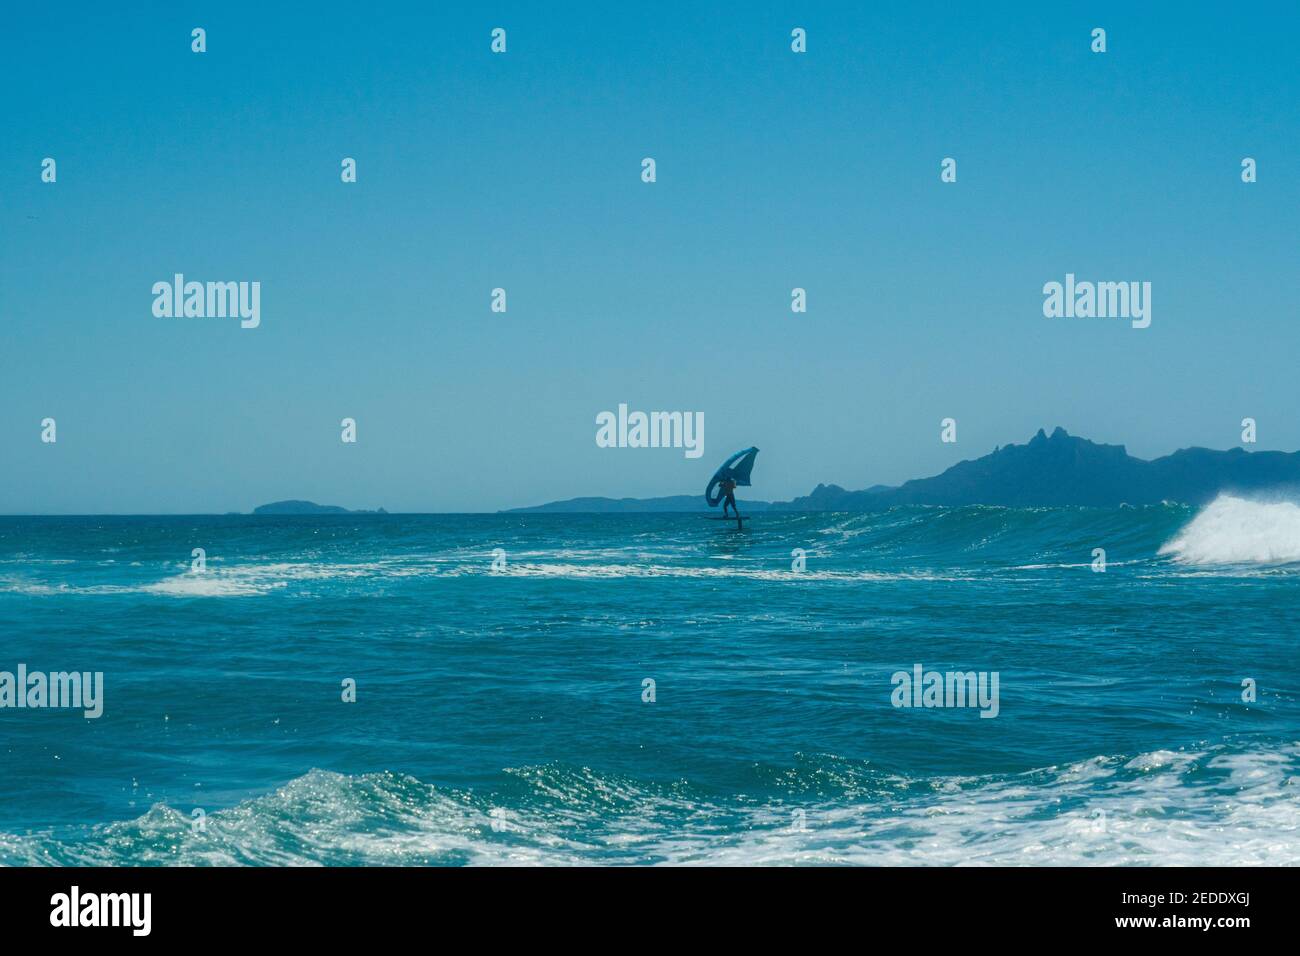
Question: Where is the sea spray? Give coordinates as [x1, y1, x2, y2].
[1159, 495, 1300, 565]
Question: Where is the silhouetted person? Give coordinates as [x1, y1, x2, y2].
[720, 478, 739, 518]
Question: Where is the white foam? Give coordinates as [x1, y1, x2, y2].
[1, 562, 388, 598]
[143, 574, 285, 598]
[1159, 494, 1300, 566]
[654, 745, 1300, 866]
[9, 745, 1297, 867]
[459, 562, 958, 582]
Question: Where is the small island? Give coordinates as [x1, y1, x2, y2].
[252, 500, 388, 515]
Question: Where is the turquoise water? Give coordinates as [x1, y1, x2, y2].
[1, 499, 1297, 865]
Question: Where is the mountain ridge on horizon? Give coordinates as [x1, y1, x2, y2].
[252, 500, 388, 516]
[505, 428, 1300, 513]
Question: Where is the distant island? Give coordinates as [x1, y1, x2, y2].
[253, 500, 388, 515]
[506, 495, 775, 514]
[506, 428, 1300, 512]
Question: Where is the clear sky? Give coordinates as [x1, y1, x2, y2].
[2, 2, 1297, 513]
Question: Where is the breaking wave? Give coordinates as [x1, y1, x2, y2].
[1159, 495, 1300, 566]
[4, 743, 1297, 866]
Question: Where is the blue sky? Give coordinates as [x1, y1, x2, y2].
[2, 2, 1297, 513]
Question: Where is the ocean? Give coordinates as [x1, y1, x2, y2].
[1, 496, 1297, 866]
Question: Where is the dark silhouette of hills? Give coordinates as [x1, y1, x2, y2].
[506, 428, 1300, 512]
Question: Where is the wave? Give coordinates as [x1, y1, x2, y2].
[4, 743, 1298, 866]
[1159, 495, 1300, 566]
[6, 499, 1300, 597]
[0, 562, 398, 598]
[458, 562, 963, 582]
[0, 558, 967, 597]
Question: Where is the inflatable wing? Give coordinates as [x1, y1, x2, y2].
[705, 447, 759, 507]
